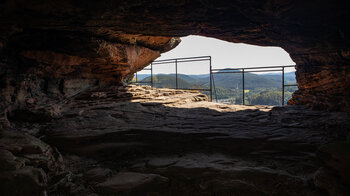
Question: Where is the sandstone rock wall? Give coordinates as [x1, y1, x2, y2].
[1, 0, 349, 114]
[1, 2, 350, 195]
[289, 51, 350, 111]
[0, 29, 179, 127]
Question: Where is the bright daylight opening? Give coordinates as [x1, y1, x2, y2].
[133, 35, 298, 106]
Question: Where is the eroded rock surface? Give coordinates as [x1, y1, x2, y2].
[0, 0, 350, 112]
[1, 1, 350, 195]
[0, 29, 179, 128]
[0, 130, 64, 195]
[3, 85, 349, 195]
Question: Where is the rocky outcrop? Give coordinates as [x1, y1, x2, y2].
[1, 1, 350, 195]
[288, 51, 350, 111]
[0, 130, 64, 195]
[0, 30, 180, 128]
[1, 0, 350, 111]
[2, 85, 348, 195]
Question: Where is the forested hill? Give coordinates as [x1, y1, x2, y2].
[207, 72, 281, 89]
[139, 72, 297, 105]
[141, 74, 194, 89]
[140, 72, 296, 90]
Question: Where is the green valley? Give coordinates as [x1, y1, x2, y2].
[136, 72, 297, 106]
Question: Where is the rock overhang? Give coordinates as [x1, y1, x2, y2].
[1, 2, 350, 194]
[0, 0, 349, 112]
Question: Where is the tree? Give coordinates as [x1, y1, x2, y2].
[248, 91, 282, 105]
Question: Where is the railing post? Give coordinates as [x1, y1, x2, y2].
[212, 72, 218, 102]
[151, 63, 153, 88]
[282, 67, 285, 106]
[136, 72, 138, 84]
[242, 68, 245, 105]
[209, 57, 212, 102]
[175, 59, 178, 89]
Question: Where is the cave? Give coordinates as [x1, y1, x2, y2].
[0, 1, 349, 195]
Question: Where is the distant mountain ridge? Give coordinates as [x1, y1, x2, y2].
[138, 72, 296, 89]
[138, 71, 297, 105]
[139, 72, 296, 90]
[141, 74, 195, 89]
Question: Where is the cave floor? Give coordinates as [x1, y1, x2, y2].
[6, 85, 350, 195]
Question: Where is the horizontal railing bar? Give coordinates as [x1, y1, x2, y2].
[236, 69, 284, 73]
[212, 71, 241, 74]
[177, 88, 211, 91]
[151, 58, 210, 65]
[212, 69, 284, 74]
[131, 82, 152, 84]
[177, 59, 210, 63]
[284, 84, 298, 87]
[153, 56, 211, 63]
[151, 62, 175, 65]
[129, 83, 211, 91]
[177, 59, 211, 63]
[211, 65, 295, 71]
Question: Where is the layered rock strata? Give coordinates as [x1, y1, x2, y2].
[1, 1, 350, 195]
[0, 30, 179, 128]
[1, 0, 350, 111]
[2, 85, 349, 195]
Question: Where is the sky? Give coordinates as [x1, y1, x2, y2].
[139, 35, 295, 75]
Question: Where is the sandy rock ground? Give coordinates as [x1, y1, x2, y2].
[1, 85, 349, 195]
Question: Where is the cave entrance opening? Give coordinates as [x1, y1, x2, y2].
[132, 35, 298, 106]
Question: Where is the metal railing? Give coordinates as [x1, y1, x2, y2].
[132, 56, 213, 101]
[211, 65, 297, 105]
[132, 56, 297, 106]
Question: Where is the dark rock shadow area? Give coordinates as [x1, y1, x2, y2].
[2, 85, 350, 195]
